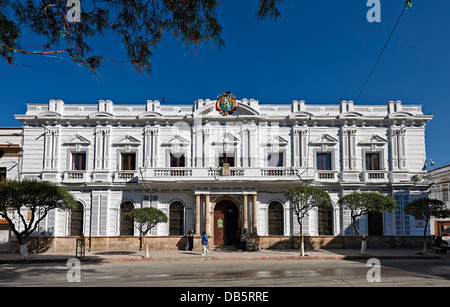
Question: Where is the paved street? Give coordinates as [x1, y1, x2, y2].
[2, 257, 450, 288]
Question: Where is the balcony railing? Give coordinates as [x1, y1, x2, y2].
[48, 167, 411, 184]
[364, 171, 388, 182]
[62, 171, 87, 183]
[113, 171, 138, 182]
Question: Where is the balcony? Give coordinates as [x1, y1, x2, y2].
[363, 171, 388, 183]
[139, 167, 305, 182]
[315, 171, 338, 182]
[113, 171, 138, 182]
[63, 171, 87, 183]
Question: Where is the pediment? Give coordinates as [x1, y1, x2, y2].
[212, 132, 239, 145]
[338, 111, 364, 119]
[88, 111, 113, 119]
[265, 135, 289, 146]
[388, 111, 414, 119]
[63, 134, 91, 145]
[137, 111, 163, 119]
[290, 111, 314, 119]
[310, 134, 338, 145]
[162, 135, 190, 146]
[113, 135, 141, 146]
[36, 111, 61, 118]
[359, 134, 388, 145]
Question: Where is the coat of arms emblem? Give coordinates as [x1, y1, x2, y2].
[215, 91, 237, 116]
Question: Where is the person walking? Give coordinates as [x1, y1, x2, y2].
[201, 231, 209, 255]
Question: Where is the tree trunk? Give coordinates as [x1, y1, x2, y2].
[20, 244, 29, 260]
[352, 218, 367, 255]
[143, 235, 149, 258]
[423, 219, 429, 255]
[299, 219, 305, 257]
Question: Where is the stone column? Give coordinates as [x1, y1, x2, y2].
[205, 194, 210, 235]
[243, 194, 248, 231]
[252, 194, 258, 234]
[195, 194, 201, 235]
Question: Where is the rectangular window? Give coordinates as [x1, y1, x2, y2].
[72, 153, 86, 170]
[267, 152, 284, 167]
[316, 153, 331, 170]
[366, 153, 380, 170]
[170, 153, 185, 167]
[121, 153, 136, 170]
[0, 168, 6, 181]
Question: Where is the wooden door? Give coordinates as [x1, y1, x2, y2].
[214, 202, 226, 246]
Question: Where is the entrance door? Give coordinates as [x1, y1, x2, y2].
[214, 200, 238, 246]
[368, 212, 383, 236]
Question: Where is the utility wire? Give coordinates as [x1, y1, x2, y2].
[355, 3, 408, 104]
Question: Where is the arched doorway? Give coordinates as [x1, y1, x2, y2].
[169, 201, 184, 235]
[214, 200, 239, 246]
[268, 201, 284, 236]
[120, 201, 134, 236]
[70, 202, 84, 236]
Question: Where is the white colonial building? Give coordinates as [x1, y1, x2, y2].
[8, 97, 434, 251]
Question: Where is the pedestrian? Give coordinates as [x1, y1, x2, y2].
[201, 231, 209, 255]
[185, 229, 194, 251]
[240, 229, 247, 252]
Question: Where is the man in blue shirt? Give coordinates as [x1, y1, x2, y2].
[202, 231, 209, 255]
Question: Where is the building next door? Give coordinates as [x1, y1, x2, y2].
[214, 200, 239, 246]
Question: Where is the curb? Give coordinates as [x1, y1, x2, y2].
[0, 255, 442, 264]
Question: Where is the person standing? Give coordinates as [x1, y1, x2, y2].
[240, 230, 247, 252]
[185, 229, 194, 251]
[201, 231, 209, 255]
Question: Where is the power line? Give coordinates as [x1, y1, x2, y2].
[355, 2, 410, 104]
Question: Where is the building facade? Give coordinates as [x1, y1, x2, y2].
[428, 164, 450, 237]
[11, 97, 433, 251]
[0, 127, 23, 251]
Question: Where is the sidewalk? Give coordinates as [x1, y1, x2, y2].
[0, 247, 447, 264]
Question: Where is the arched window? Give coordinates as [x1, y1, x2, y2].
[318, 206, 333, 235]
[169, 201, 184, 235]
[120, 201, 134, 236]
[70, 202, 84, 236]
[268, 202, 284, 235]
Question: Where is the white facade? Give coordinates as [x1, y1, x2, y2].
[12, 98, 434, 246]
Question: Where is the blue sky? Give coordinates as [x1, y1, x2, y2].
[1, 0, 449, 169]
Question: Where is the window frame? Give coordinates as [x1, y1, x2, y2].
[316, 152, 332, 170]
[72, 152, 87, 171]
[121, 152, 137, 171]
[365, 152, 381, 171]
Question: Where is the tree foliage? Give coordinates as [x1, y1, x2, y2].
[127, 207, 168, 236]
[0, 0, 287, 74]
[404, 197, 450, 254]
[338, 191, 396, 254]
[127, 207, 167, 257]
[285, 185, 332, 256]
[0, 179, 77, 258]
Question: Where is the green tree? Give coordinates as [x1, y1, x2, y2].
[0, 179, 77, 259]
[285, 186, 332, 256]
[338, 191, 396, 254]
[404, 198, 450, 255]
[0, 0, 286, 75]
[127, 207, 168, 258]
